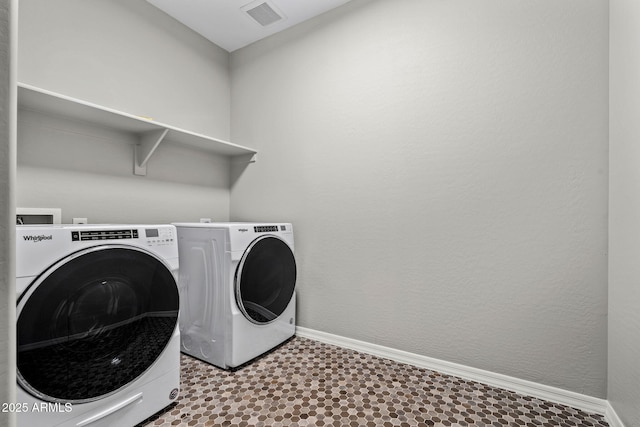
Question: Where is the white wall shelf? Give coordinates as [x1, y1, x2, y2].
[17, 83, 257, 176]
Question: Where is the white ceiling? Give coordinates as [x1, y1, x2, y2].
[146, 0, 353, 52]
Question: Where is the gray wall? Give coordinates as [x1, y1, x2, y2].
[0, 0, 16, 425]
[609, 0, 640, 424]
[230, 0, 609, 397]
[17, 0, 234, 224]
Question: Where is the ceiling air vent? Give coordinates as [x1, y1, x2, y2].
[242, 1, 285, 27]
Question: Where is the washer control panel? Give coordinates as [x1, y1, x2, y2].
[144, 227, 175, 247]
[72, 229, 139, 241]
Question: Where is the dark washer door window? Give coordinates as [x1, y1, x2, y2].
[17, 246, 179, 403]
[235, 236, 296, 324]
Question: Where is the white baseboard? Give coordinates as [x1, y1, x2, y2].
[606, 402, 626, 427]
[296, 326, 611, 420]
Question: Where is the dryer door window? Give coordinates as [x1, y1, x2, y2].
[16, 246, 179, 403]
[235, 236, 296, 324]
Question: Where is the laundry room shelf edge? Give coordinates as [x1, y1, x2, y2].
[17, 83, 258, 176]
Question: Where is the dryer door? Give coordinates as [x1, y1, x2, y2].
[16, 246, 179, 403]
[235, 236, 296, 324]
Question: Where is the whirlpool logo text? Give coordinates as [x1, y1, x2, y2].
[23, 235, 53, 242]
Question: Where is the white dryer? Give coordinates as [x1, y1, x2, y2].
[16, 224, 181, 427]
[173, 222, 296, 369]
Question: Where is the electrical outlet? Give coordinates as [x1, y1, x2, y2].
[73, 218, 88, 224]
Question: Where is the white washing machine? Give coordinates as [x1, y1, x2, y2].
[15, 224, 181, 427]
[173, 222, 296, 369]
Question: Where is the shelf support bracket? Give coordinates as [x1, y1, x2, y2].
[231, 152, 258, 164]
[134, 128, 169, 176]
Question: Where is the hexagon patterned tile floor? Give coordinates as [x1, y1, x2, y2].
[138, 337, 609, 427]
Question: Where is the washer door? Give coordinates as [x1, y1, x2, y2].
[235, 236, 296, 324]
[17, 246, 179, 403]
